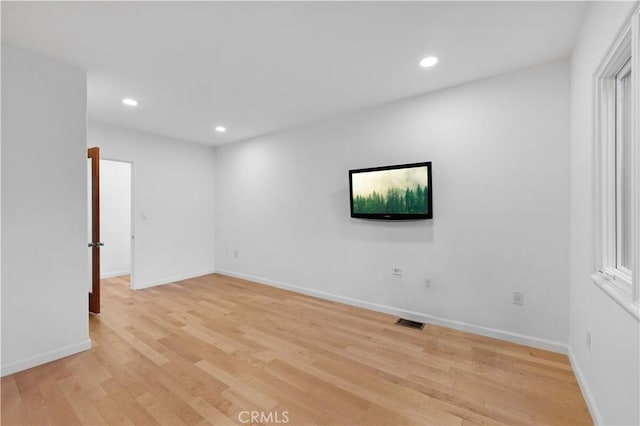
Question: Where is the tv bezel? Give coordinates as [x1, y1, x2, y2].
[349, 161, 433, 220]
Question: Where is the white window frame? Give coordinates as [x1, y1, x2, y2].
[592, 5, 640, 321]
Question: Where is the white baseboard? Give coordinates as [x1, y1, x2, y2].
[101, 270, 131, 279]
[568, 346, 602, 425]
[1, 339, 92, 377]
[134, 269, 217, 290]
[215, 269, 568, 354]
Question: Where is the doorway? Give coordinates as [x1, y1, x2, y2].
[100, 159, 134, 289]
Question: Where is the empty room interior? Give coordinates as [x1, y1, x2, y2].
[2, 1, 640, 425]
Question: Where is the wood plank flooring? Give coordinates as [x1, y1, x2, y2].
[1, 273, 592, 425]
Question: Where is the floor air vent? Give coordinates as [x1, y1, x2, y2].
[395, 318, 425, 330]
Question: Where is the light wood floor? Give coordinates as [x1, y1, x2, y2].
[1, 273, 592, 425]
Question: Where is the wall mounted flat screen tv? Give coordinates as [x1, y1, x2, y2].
[349, 162, 432, 220]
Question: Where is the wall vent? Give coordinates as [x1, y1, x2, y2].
[395, 318, 425, 330]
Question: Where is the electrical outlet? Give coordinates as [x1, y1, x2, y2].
[234, 249, 239, 258]
[513, 291, 524, 305]
[425, 278, 431, 288]
[586, 328, 592, 350]
[391, 267, 403, 277]
[225, 248, 229, 256]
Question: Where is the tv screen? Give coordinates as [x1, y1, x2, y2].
[349, 162, 432, 220]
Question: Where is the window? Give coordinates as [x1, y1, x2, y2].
[593, 6, 639, 320]
[616, 59, 632, 275]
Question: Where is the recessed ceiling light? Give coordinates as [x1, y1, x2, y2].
[122, 98, 138, 107]
[215, 126, 227, 133]
[419, 56, 438, 68]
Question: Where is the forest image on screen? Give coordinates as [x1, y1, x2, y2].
[352, 166, 429, 214]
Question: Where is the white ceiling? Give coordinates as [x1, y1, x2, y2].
[2, 1, 587, 146]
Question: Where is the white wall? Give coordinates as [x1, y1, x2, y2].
[215, 60, 571, 350]
[1, 46, 90, 375]
[88, 121, 215, 289]
[100, 159, 132, 278]
[569, 3, 640, 425]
